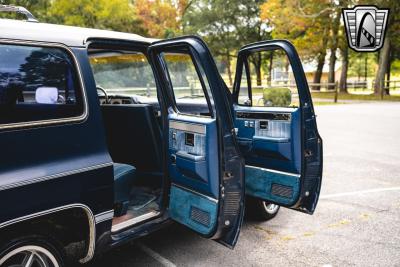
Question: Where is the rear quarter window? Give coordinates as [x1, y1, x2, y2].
[0, 43, 85, 127]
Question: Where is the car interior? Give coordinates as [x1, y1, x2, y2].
[88, 44, 219, 234]
[88, 46, 166, 232]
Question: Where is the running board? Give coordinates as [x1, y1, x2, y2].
[111, 211, 161, 233]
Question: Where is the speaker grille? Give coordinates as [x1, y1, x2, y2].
[271, 184, 293, 198]
[224, 191, 241, 216]
[190, 207, 211, 226]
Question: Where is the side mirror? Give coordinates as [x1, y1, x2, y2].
[243, 98, 252, 106]
[35, 87, 59, 104]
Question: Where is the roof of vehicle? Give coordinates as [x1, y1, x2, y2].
[0, 18, 156, 47]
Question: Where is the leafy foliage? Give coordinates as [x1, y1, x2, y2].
[134, 0, 180, 38]
[263, 87, 292, 107]
[47, 0, 143, 33]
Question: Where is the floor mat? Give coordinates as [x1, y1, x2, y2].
[129, 187, 158, 211]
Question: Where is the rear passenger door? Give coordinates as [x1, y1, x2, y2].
[148, 36, 244, 248]
[232, 40, 323, 214]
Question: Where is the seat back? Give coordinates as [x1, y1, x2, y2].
[101, 104, 162, 173]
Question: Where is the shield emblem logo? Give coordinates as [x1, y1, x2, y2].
[342, 6, 389, 52]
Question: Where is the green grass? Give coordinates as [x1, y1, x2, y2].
[313, 101, 346, 106]
[311, 92, 400, 101]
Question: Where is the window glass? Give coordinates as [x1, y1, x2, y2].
[240, 49, 297, 107]
[161, 53, 212, 116]
[0, 44, 84, 125]
[89, 52, 157, 102]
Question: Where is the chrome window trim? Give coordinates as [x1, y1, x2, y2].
[169, 120, 206, 135]
[0, 203, 96, 264]
[0, 162, 113, 191]
[0, 38, 89, 130]
[246, 165, 300, 178]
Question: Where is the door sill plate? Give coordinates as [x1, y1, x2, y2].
[111, 210, 160, 233]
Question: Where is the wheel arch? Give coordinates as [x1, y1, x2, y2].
[0, 203, 96, 264]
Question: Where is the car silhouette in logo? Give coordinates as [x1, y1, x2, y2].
[343, 5, 389, 52]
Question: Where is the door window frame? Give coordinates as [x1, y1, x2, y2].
[156, 47, 215, 118]
[233, 41, 309, 108]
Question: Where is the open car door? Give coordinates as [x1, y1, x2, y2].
[148, 36, 244, 247]
[232, 40, 323, 214]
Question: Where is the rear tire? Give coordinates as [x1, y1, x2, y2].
[246, 197, 280, 221]
[0, 235, 65, 267]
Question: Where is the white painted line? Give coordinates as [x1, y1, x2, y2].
[320, 186, 400, 199]
[136, 242, 177, 267]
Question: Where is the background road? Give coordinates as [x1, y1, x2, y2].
[86, 102, 400, 267]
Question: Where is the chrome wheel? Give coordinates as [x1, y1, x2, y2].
[0, 245, 60, 267]
[263, 202, 279, 214]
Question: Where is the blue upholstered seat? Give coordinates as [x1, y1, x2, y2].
[113, 163, 136, 216]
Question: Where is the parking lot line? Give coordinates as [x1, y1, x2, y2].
[136, 242, 177, 267]
[319, 186, 400, 199]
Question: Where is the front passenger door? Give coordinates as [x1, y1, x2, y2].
[232, 40, 323, 214]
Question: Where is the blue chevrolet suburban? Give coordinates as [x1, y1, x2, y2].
[0, 5, 322, 267]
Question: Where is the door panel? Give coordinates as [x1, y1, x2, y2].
[234, 106, 301, 207]
[232, 40, 323, 214]
[148, 36, 244, 247]
[169, 115, 219, 198]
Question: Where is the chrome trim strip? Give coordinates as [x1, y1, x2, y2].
[246, 165, 301, 178]
[111, 211, 160, 233]
[0, 204, 96, 264]
[169, 120, 206, 134]
[95, 210, 114, 224]
[172, 183, 218, 203]
[0, 162, 113, 191]
[0, 39, 89, 130]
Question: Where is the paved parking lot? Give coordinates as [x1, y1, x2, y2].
[86, 102, 400, 267]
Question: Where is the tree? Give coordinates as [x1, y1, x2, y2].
[374, 35, 390, 96]
[327, 1, 342, 90]
[1, 0, 51, 20]
[134, 0, 181, 38]
[373, 0, 400, 96]
[47, 0, 144, 34]
[261, 0, 333, 90]
[339, 41, 349, 92]
[183, 0, 269, 86]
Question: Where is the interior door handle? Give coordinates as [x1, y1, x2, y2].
[176, 151, 205, 161]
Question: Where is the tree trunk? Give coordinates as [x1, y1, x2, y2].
[328, 7, 341, 90]
[328, 49, 337, 90]
[374, 35, 390, 96]
[312, 32, 329, 91]
[312, 52, 326, 91]
[386, 53, 392, 95]
[267, 52, 273, 86]
[339, 45, 348, 93]
[226, 51, 233, 86]
[251, 53, 262, 86]
[255, 65, 262, 86]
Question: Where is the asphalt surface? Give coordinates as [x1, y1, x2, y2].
[86, 102, 400, 267]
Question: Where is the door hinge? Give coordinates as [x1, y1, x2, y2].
[223, 171, 233, 180]
[304, 149, 313, 157]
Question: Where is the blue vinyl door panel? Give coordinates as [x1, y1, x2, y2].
[168, 114, 219, 198]
[234, 106, 302, 206]
[232, 40, 323, 214]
